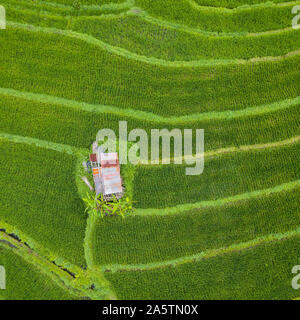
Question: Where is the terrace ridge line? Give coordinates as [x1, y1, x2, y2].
[0, 87, 299, 124]
[99, 228, 300, 272]
[6, 21, 300, 67]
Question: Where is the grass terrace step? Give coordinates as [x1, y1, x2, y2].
[0, 245, 78, 300]
[0, 92, 299, 151]
[193, 0, 293, 9]
[0, 140, 87, 267]
[92, 188, 300, 265]
[2, 0, 134, 18]
[133, 143, 300, 208]
[71, 14, 300, 61]
[106, 236, 300, 299]
[0, 26, 299, 116]
[135, 0, 300, 32]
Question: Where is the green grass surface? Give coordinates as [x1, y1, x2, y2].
[0, 245, 76, 300]
[0, 27, 299, 117]
[0, 140, 87, 267]
[193, 0, 292, 9]
[44, 0, 127, 4]
[133, 144, 300, 208]
[135, 0, 299, 32]
[106, 236, 300, 299]
[18, 0, 128, 6]
[92, 188, 300, 265]
[1, 0, 299, 300]
[2, 0, 134, 22]
[4, 6, 300, 61]
[0, 95, 300, 155]
[72, 14, 300, 61]
[0, 93, 299, 151]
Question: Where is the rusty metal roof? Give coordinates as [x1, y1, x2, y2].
[100, 153, 119, 168]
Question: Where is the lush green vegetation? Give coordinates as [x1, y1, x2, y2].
[193, 0, 292, 9]
[92, 189, 300, 265]
[135, 0, 298, 32]
[2, 0, 133, 21]
[41, 0, 128, 4]
[0, 93, 299, 151]
[83, 193, 134, 218]
[0, 27, 299, 117]
[4, 0, 297, 34]
[72, 14, 300, 61]
[1, 0, 299, 300]
[0, 140, 87, 267]
[133, 144, 300, 208]
[4, 4, 300, 61]
[0, 245, 76, 300]
[106, 236, 300, 299]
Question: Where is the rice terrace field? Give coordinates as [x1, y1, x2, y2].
[0, 0, 299, 300]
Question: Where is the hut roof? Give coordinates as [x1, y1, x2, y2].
[100, 152, 119, 167]
[102, 167, 122, 195]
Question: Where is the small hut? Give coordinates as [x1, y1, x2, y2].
[100, 153, 123, 199]
[89, 147, 123, 200]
